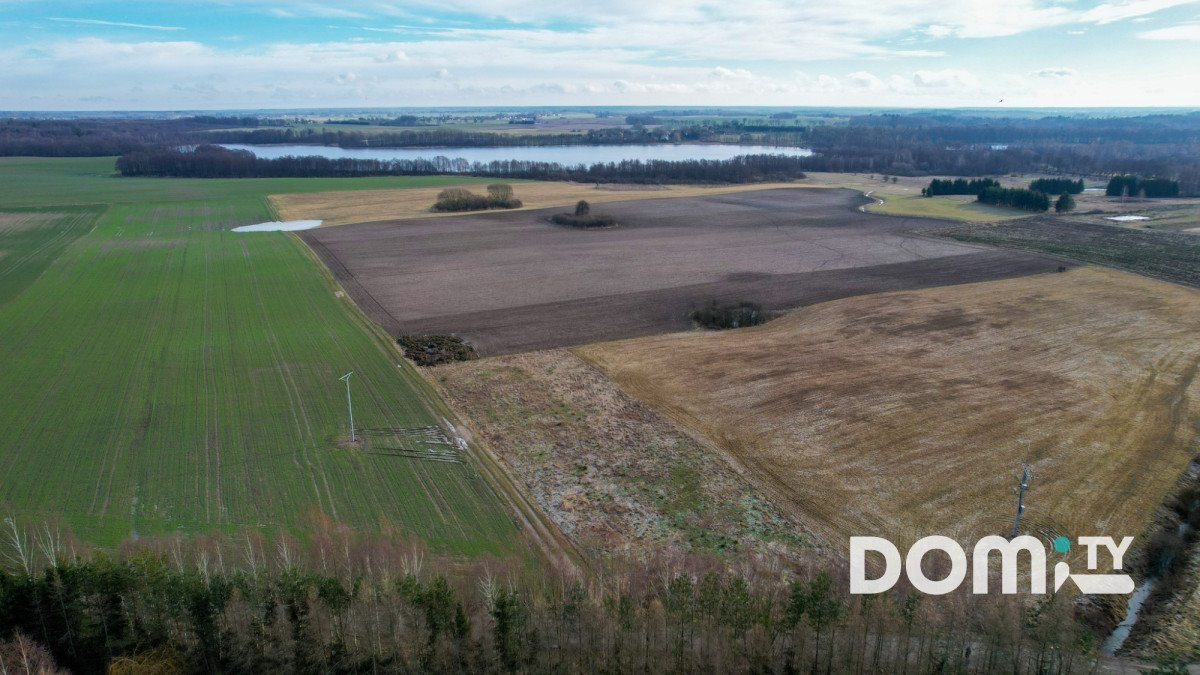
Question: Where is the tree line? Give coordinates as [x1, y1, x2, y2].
[1105, 174, 1181, 198]
[204, 126, 667, 148]
[977, 186, 1052, 211]
[115, 146, 811, 184]
[922, 178, 1000, 196]
[0, 519, 1108, 674]
[1029, 178, 1084, 194]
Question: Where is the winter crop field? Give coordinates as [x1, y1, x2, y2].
[0, 157, 521, 553]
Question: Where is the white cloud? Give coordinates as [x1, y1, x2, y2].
[1138, 22, 1200, 38]
[1032, 67, 1078, 78]
[902, 69, 980, 90]
[47, 17, 183, 31]
[5, 0, 1200, 108]
[846, 71, 886, 90]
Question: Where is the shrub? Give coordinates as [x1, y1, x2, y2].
[432, 187, 490, 212]
[486, 183, 523, 208]
[1054, 193, 1075, 213]
[691, 301, 768, 330]
[575, 200, 590, 216]
[397, 335, 477, 366]
[549, 212, 616, 228]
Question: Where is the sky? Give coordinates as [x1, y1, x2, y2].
[2, 0, 1199, 110]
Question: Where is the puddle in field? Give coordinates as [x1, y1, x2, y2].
[232, 219, 322, 232]
[1105, 215, 1149, 222]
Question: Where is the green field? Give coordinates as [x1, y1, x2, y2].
[0, 157, 520, 552]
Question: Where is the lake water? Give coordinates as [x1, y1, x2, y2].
[221, 143, 812, 166]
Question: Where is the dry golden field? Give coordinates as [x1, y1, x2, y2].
[270, 181, 810, 226]
[577, 267, 1200, 552]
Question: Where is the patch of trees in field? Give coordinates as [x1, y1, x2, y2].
[1055, 193, 1076, 213]
[549, 200, 617, 228]
[921, 178, 1000, 196]
[116, 146, 811, 184]
[1029, 178, 1084, 194]
[691, 300, 769, 329]
[431, 184, 522, 212]
[0, 523, 1101, 674]
[977, 187, 1051, 212]
[1105, 175, 1181, 198]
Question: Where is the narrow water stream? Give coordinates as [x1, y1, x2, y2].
[1103, 460, 1199, 655]
[1102, 578, 1156, 655]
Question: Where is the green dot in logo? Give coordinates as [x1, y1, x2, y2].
[1053, 536, 1071, 554]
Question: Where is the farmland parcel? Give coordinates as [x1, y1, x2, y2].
[301, 188, 1063, 354]
[577, 268, 1200, 551]
[0, 157, 522, 553]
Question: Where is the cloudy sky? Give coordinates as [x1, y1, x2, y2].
[2, 0, 1199, 110]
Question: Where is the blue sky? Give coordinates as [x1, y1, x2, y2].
[2, 0, 1199, 109]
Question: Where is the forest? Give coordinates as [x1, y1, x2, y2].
[3, 112, 1200, 194]
[0, 524, 1105, 675]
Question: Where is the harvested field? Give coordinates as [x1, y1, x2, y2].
[939, 217, 1200, 287]
[434, 349, 815, 561]
[301, 188, 1064, 355]
[271, 180, 806, 226]
[577, 268, 1200, 552]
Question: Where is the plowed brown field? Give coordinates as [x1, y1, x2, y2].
[301, 188, 1063, 354]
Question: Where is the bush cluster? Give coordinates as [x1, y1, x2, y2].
[431, 184, 522, 212]
[397, 335, 477, 366]
[549, 200, 616, 228]
[549, 213, 617, 228]
[691, 301, 769, 330]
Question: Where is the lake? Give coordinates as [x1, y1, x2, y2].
[221, 143, 812, 166]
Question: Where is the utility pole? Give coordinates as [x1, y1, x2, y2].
[1010, 463, 1031, 539]
[339, 372, 355, 443]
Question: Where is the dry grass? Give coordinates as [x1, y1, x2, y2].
[433, 349, 815, 562]
[270, 181, 808, 226]
[577, 267, 1200, 554]
[0, 212, 61, 232]
[1140, 546, 1200, 660]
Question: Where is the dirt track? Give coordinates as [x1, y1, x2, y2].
[301, 188, 1065, 354]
